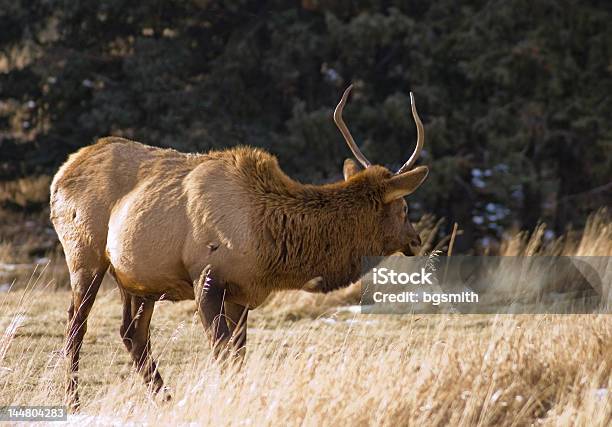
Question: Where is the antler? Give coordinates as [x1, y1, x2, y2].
[334, 85, 371, 169]
[334, 86, 425, 174]
[396, 92, 424, 174]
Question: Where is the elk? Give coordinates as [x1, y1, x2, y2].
[50, 85, 429, 409]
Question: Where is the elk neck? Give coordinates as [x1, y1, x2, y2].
[240, 151, 392, 292]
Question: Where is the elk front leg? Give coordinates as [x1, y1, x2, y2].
[194, 265, 231, 358]
[224, 301, 248, 359]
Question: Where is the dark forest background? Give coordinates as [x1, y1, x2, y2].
[1, 0, 611, 251]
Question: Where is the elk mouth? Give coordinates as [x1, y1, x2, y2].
[400, 238, 422, 256]
[400, 246, 416, 256]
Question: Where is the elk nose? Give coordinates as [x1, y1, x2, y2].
[410, 236, 422, 248]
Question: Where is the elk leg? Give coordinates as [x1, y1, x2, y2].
[65, 267, 107, 411]
[194, 265, 231, 358]
[224, 301, 248, 359]
[119, 287, 133, 352]
[119, 290, 166, 399]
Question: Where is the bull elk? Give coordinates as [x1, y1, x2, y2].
[50, 85, 429, 409]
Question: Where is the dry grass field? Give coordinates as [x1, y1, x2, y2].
[0, 211, 610, 426]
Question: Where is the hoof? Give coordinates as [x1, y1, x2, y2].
[158, 386, 172, 403]
[67, 396, 81, 413]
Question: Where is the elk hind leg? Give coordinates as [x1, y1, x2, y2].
[65, 264, 108, 410]
[119, 289, 167, 399]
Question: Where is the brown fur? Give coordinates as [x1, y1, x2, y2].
[51, 137, 428, 408]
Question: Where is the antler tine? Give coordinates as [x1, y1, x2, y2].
[334, 84, 371, 169]
[396, 91, 425, 174]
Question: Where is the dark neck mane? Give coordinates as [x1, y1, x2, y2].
[239, 150, 391, 291]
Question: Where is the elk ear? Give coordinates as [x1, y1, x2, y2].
[383, 166, 429, 203]
[343, 158, 360, 181]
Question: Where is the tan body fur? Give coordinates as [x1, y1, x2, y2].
[52, 86, 429, 409]
[52, 137, 411, 308]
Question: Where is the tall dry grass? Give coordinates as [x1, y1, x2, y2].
[0, 289, 609, 426]
[0, 211, 610, 426]
[500, 208, 611, 257]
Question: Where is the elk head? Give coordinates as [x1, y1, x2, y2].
[334, 85, 429, 256]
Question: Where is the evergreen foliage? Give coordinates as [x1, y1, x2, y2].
[1, 0, 610, 247]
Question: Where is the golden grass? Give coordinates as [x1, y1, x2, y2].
[0, 210, 610, 425]
[0, 288, 610, 426]
[0, 175, 51, 209]
[500, 209, 611, 257]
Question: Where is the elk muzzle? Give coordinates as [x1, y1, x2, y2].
[401, 223, 422, 256]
